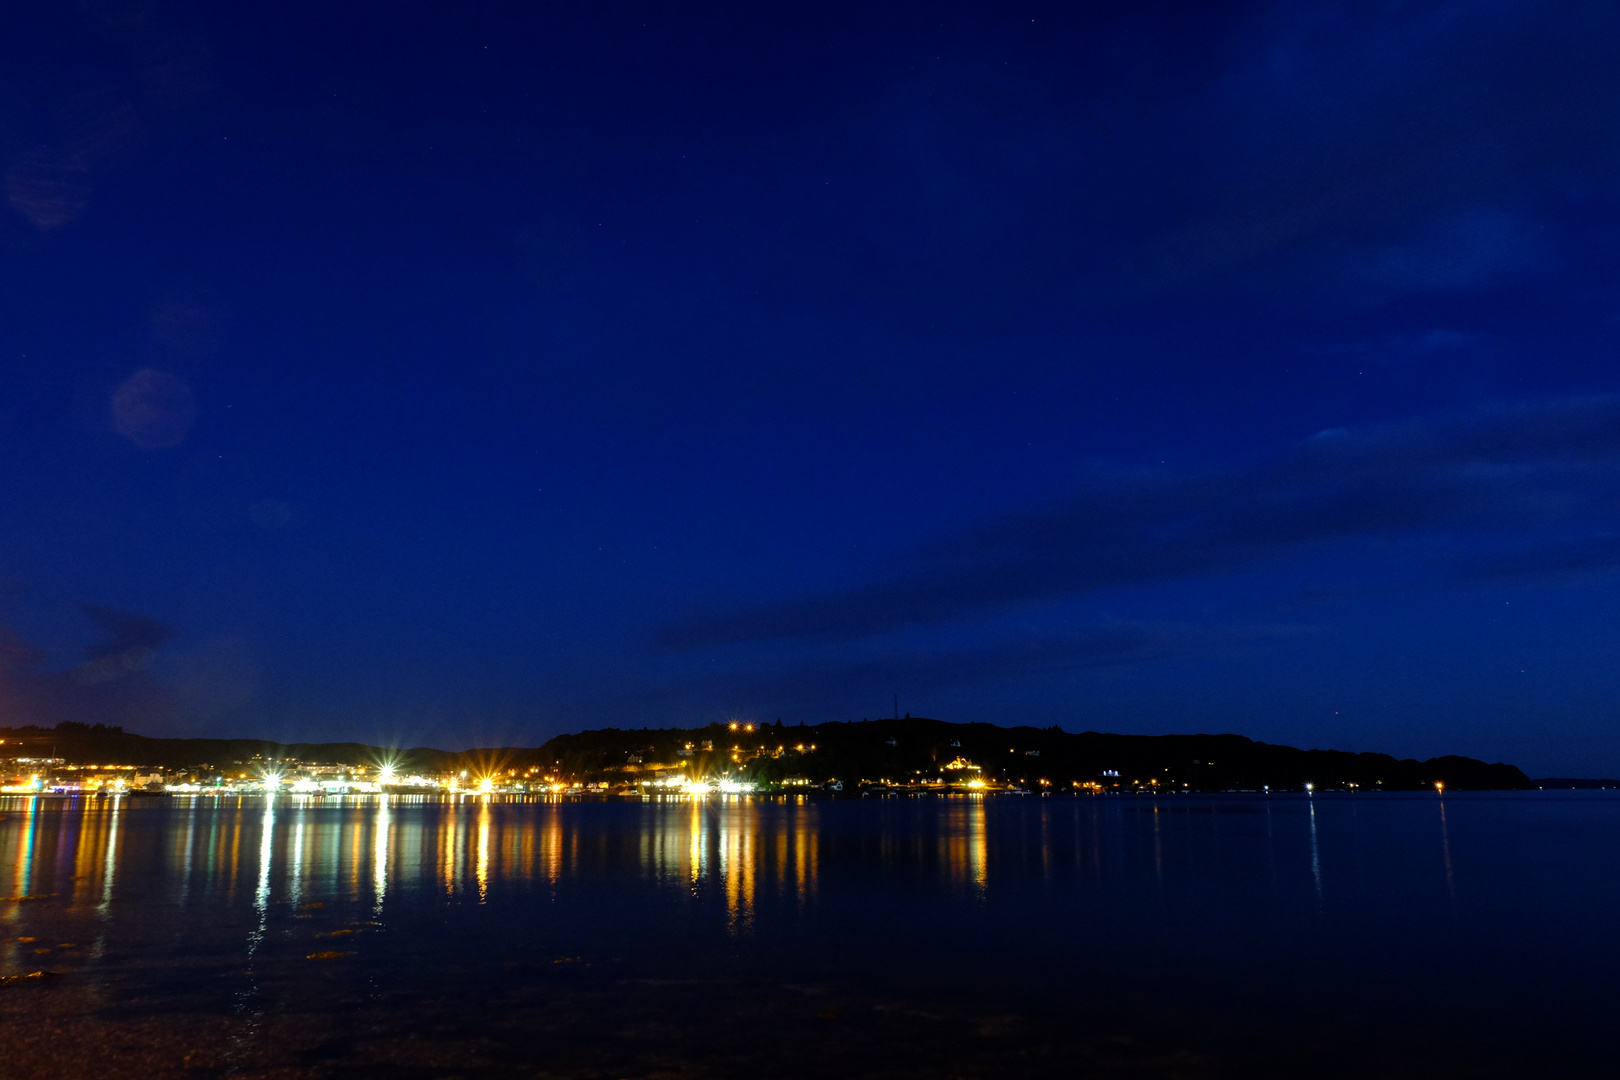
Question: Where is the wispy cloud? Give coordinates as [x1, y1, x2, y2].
[1450, 536, 1620, 586]
[0, 606, 179, 730]
[661, 399, 1620, 649]
[639, 621, 1312, 715]
[1346, 207, 1555, 292]
[1146, 0, 1609, 297]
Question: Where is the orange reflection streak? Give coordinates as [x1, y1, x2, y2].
[441, 804, 458, 896]
[11, 797, 37, 905]
[940, 799, 987, 894]
[943, 803, 964, 887]
[793, 803, 818, 905]
[969, 799, 987, 893]
[323, 810, 341, 894]
[476, 799, 491, 903]
[723, 824, 739, 922]
[350, 810, 365, 897]
[225, 813, 243, 902]
[741, 814, 756, 921]
[689, 800, 705, 888]
[719, 804, 755, 934]
[71, 804, 103, 912]
[542, 809, 562, 886]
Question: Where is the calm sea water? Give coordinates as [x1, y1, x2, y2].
[1, 792, 1616, 1078]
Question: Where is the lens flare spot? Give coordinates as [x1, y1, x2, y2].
[112, 368, 197, 449]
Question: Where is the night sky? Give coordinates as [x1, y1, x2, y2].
[4, 1, 1620, 775]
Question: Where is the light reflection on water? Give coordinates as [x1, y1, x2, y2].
[6, 789, 1601, 945]
[2, 791, 1176, 959]
[0, 790, 1516, 928]
[2, 791, 1619, 1077]
[1, 794, 858, 923]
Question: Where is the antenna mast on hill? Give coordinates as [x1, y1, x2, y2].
[894, 695, 898, 720]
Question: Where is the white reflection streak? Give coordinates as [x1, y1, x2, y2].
[717, 812, 729, 879]
[249, 799, 275, 956]
[255, 800, 275, 914]
[1152, 803, 1163, 885]
[1438, 798, 1457, 903]
[290, 819, 305, 909]
[99, 796, 121, 917]
[374, 799, 390, 916]
[180, 803, 196, 906]
[1307, 797, 1323, 908]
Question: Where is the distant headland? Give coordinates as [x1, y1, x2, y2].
[1, 717, 1533, 794]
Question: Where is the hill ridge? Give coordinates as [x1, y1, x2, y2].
[0, 717, 1532, 791]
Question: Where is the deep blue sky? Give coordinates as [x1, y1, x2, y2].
[4, 1, 1620, 774]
